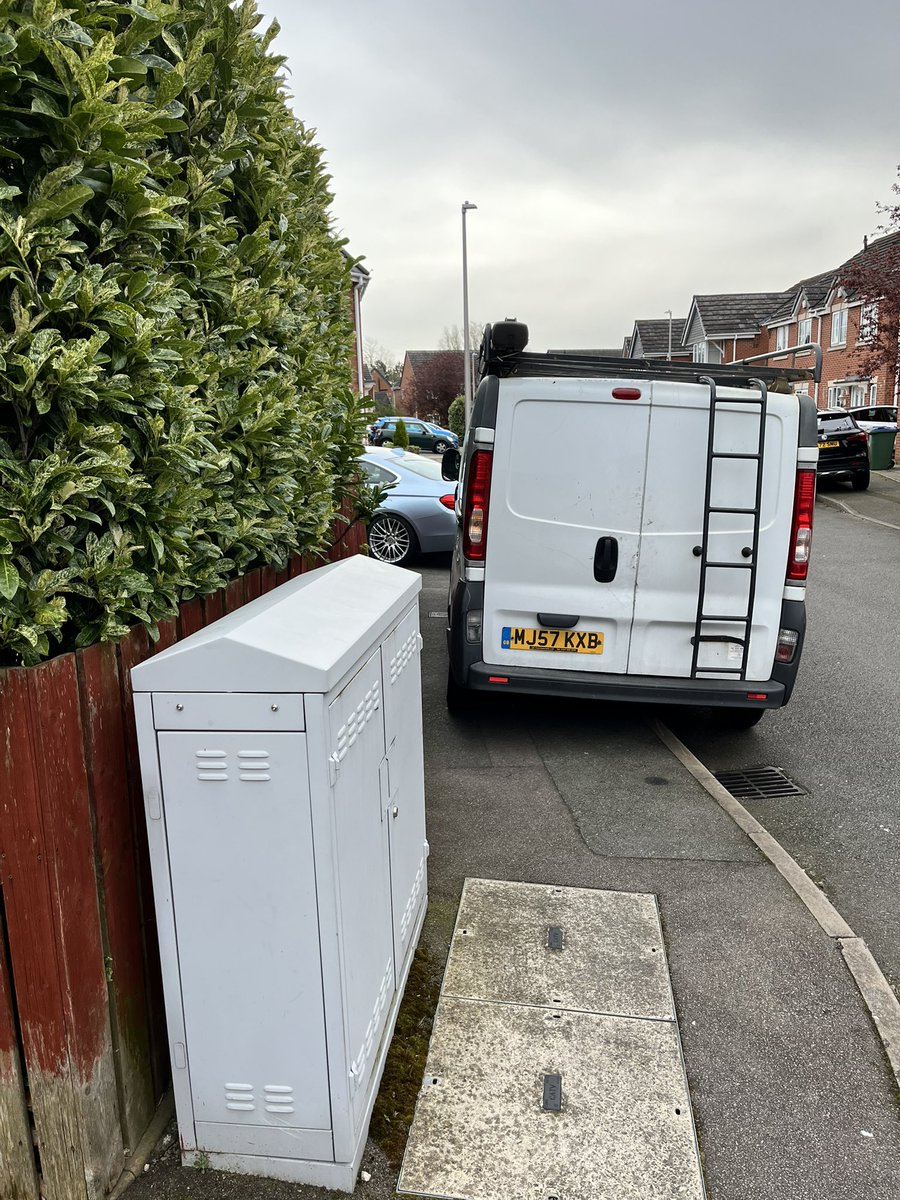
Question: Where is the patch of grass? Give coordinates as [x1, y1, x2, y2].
[369, 940, 445, 1167]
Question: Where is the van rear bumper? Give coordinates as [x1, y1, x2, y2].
[463, 661, 785, 708]
[448, 581, 805, 710]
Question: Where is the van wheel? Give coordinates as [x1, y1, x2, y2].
[446, 668, 476, 712]
[714, 707, 766, 730]
[851, 469, 870, 491]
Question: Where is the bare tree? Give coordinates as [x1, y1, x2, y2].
[438, 322, 484, 352]
[406, 351, 464, 425]
[839, 170, 900, 390]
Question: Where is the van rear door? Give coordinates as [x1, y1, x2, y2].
[627, 382, 798, 680]
[482, 379, 650, 675]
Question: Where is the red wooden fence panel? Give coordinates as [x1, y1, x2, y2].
[178, 599, 203, 640]
[0, 662, 121, 1200]
[153, 618, 177, 654]
[117, 629, 167, 1098]
[202, 591, 224, 627]
[77, 644, 155, 1151]
[244, 569, 262, 602]
[224, 578, 246, 613]
[259, 566, 277, 594]
[0, 855, 39, 1200]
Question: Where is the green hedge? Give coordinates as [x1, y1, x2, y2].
[0, 0, 368, 666]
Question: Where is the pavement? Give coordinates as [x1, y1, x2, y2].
[816, 462, 900, 528]
[125, 495, 900, 1200]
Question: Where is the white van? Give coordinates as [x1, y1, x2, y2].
[443, 323, 821, 728]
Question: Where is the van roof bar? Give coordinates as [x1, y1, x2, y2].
[478, 323, 822, 387]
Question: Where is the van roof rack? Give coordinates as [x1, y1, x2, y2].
[477, 322, 822, 387]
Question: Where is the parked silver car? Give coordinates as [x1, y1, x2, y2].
[359, 449, 457, 566]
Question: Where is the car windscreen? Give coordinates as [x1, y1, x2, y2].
[388, 454, 444, 480]
[817, 415, 856, 434]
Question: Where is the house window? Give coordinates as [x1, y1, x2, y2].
[827, 384, 850, 408]
[693, 342, 707, 363]
[797, 317, 812, 345]
[850, 383, 866, 405]
[870, 381, 878, 404]
[859, 302, 879, 343]
[775, 325, 789, 351]
[831, 308, 848, 346]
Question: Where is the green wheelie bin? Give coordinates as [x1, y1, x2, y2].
[868, 429, 896, 470]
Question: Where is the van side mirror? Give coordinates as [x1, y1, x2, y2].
[442, 447, 460, 481]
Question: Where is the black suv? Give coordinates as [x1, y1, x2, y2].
[816, 410, 869, 490]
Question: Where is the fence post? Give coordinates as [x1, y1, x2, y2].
[0, 661, 122, 1200]
[0, 819, 39, 1200]
[77, 643, 155, 1152]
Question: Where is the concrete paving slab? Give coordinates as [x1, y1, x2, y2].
[399, 996, 704, 1200]
[443, 878, 674, 1020]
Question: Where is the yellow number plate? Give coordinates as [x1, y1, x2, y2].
[501, 626, 604, 653]
[818, 440, 840, 449]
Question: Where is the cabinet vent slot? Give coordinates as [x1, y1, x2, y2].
[238, 749, 271, 782]
[390, 631, 419, 683]
[196, 750, 227, 782]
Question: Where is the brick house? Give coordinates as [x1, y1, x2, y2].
[398, 350, 464, 419]
[674, 232, 900, 414]
[625, 318, 691, 361]
[761, 234, 900, 412]
[681, 294, 787, 366]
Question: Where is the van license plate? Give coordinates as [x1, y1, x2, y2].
[818, 440, 840, 449]
[502, 627, 604, 653]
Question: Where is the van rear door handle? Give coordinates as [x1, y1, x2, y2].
[537, 613, 579, 629]
[593, 536, 618, 583]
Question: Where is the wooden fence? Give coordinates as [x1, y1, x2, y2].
[0, 521, 366, 1200]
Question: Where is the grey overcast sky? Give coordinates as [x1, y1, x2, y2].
[257, 0, 899, 361]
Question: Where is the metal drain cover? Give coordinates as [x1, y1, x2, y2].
[714, 766, 805, 800]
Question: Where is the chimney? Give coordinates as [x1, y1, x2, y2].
[863, 235, 868, 251]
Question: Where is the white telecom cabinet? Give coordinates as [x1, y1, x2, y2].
[131, 556, 427, 1191]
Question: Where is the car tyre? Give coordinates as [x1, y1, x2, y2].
[367, 513, 418, 566]
[433, 439, 450, 453]
[851, 469, 870, 491]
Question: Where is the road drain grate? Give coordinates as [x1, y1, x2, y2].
[714, 766, 805, 800]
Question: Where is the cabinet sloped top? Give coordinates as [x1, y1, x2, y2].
[132, 556, 421, 695]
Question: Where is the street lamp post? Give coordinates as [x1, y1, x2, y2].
[462, 201, 477, 428]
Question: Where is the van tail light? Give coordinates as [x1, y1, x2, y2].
[775, 628, 799, 663]
[463, 449, 493, 561]
[787, 467, 816, 581]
